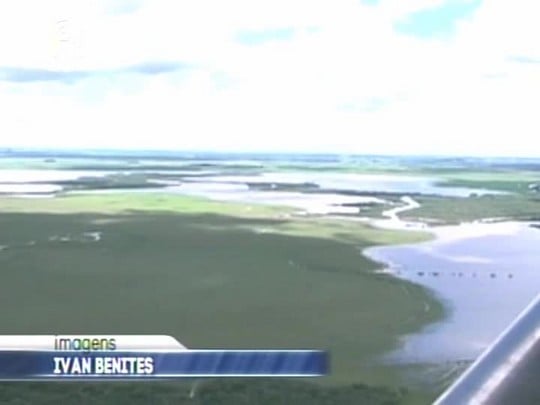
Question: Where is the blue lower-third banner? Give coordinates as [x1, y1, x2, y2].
[0, 350, 329, 380]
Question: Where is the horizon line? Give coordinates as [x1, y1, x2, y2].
[1, 146, 539, 160]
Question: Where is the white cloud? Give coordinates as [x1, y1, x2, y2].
[0, 0, 538, 156]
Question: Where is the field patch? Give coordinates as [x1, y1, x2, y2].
[0, 211, 441, 387]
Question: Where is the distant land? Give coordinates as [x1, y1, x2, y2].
[1, 147, 539, 168]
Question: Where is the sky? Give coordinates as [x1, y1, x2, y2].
[0, 0, 538, 156]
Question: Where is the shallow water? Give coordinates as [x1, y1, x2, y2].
[0, 170, 110, 195]
[167, 183, 386, 214]
[0, 169, 109, 183]
[199, 172, 503, 197]
[0, 168, 504, 204]
[365, 224, 540, 364]
[152, 171, 504, 214]
[0, 184, 62, 193]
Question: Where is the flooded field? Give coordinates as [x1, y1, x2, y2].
[365, 223, 540, 364]
[0, 163, 505, 218]
[191, 172, 503, 197]
[0, 153, 538, 403]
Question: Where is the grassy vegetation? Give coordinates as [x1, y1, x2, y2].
[401, 194, 540, 224]
[436, 170, 539, 183]
[0, 157, 262, 172]
[12, 156, 540, 402]
[435, 170, 539, 194]
[53, 173, 169, 191]
[439, 178, 535, 194]
[271, 217, 431, 245]
[0, 194, 431, 245]
[0, 379, 415, 405]
[0, 194, 291, 216]
[0, 212, 439, 376]
[0, 192, 400, 245]
[0, 193, 442, 403]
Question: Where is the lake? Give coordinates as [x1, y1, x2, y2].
[365, 222, 540, 364]
[183, 172, 503, 197]
[0, 168, 503, 199]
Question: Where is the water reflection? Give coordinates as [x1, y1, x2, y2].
[197, 172, 504, 197]
[365, 224, 540, 363]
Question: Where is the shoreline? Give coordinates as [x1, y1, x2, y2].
[362, 194, 536, 270]
[359, 197, 539, 368]
[2, 189, 535, 387]
[0, 197, 451, 388]
[363, 220, 534, 273]
[362, 213, 539, 372]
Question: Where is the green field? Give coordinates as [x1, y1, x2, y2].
[0, 193, 291, 216]
[2, 158, 537, 403]
[0, 194, 441, 404]
[376, 169, 540, 224]
[401, 194, 540, 224]
[434, 170, 539, 195]
[0, 379, 424, 405]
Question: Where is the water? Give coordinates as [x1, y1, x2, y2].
[151, 172, 502, 214]
[0, 170, 109, 194]
[365, 223, 540, 364]
[0, 169, 109, 183]
[155, 172, 503, 214]
[0, 168, 504, 199]
[0, 184, 62, 193]
[0, 167, 505, 217]
[197, 172, 503, 197]
[164, 182, 385, 214]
